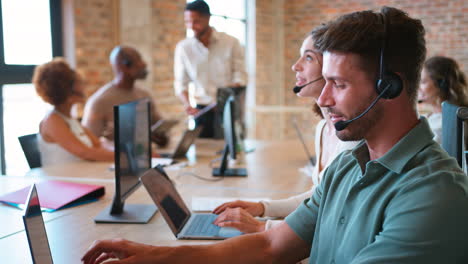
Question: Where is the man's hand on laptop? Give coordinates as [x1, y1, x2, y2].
[82, 238, 160, 264]
[213, 207, 266, 233]
[213, 200, 264, 217]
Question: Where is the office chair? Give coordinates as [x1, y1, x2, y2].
[18, 133, 42, 169]
[441, 101, 468, 171]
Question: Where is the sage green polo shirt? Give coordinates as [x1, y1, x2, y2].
[285, 118, 468, 264]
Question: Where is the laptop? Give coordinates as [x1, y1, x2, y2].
[22, 184, 54, 264]
[292, 119, 316, 166]
[140, 168, 243, 240]
[160, 126, 203, 159]
[151, 119, 179, 135]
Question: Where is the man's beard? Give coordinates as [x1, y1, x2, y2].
[195, 25, 210, 39]
[136, 69, 148, 80]
[327, 95, 383, 141]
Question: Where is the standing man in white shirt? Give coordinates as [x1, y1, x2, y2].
[174, 0, 247, 138]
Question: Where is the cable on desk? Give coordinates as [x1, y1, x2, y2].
[177, 170, 224, 182]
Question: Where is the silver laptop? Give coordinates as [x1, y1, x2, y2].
[22, 184, 54, 264]
[292, 119, 316, 166]
[140, 169, 242, 240]
[160, 126, 203, 159]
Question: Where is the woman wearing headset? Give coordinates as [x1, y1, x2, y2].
[418, 56, 468, 144]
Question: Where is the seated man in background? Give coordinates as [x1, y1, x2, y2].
[82, 7, 468, 264]
[34, 58, 114, 166]
[82, 45, 169, 147]
[174, 0, 247, 138]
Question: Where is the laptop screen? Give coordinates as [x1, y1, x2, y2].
[140, 169, 191, 235]
[23, 185, 54, 264]
[173, 126, 203, 158]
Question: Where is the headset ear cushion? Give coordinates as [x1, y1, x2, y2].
[122, 58, 132, 67]
[376, 71, 403, 99]
[437, 79, 447, 92]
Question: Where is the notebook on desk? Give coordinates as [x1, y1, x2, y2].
[0, 180, 104, 211]
[22, 184, 54, 264]
[140, 168, 242, 240]
[160, 126, 203, 159]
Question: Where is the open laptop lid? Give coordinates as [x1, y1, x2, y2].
[140, 169, 191, 236]
[22, 184, 54, 264]
[172, 126, 203, 158]
[292, 119, 316, 166]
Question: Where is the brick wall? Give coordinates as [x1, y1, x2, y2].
[253, 0, 468, 140]
[73, 0, 186, 134]
[73, 0, 118, 96]
[71, 0, 468, 140]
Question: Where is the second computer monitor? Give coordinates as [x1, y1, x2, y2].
[94, 98, 157, 224]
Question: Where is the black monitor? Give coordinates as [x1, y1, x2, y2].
[442, 101, 468, 169]
[214, 86, 246, 139]
[95, 99, 157, 223]
[212, 95, 247, 177]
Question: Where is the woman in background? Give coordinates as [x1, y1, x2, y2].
[34, 58, 114, 166]
[213, 27, 358, 234]
[418, 56, 468, 144]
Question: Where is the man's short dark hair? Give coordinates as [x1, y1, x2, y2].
[315, 6, 426, 103]
[185, 0, 211, 16]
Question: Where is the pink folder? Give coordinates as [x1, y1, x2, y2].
[0, 180, 105, 210]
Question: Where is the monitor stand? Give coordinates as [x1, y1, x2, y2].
[94, 204, 157, 224]
[212, 144, 248, 177]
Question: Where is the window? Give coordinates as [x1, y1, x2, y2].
[0, 0, 62, 175]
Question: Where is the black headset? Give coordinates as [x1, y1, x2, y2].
[116, 46, 133, 67]
[375, 12, 403, 99]
[121, 56, 132, 67]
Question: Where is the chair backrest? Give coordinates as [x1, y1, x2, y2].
[441, 101, 468, 169]
[18, 133, 42, 168]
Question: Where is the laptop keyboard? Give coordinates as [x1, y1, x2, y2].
[185, 214, 220, 236]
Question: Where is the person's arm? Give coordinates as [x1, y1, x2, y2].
[213, 190, 314, 233]
[174, 43, 198, 115]
[178, 90, 198, 115]
[82, 99, 106, 138]
[42, 113, 114, 162]
[230, 38, 247, 86]
[261, 190, 314, 217]
[82, 221, 311, 264]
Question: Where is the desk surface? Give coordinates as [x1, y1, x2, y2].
[0, 139, 313, 264]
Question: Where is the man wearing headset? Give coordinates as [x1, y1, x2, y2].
[82, 45, 169, 147]
[82, 7, 468, 264]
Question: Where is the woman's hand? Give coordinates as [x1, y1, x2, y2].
[213, 207, 266, 233]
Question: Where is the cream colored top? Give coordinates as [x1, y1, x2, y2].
[261, 119, 359, 228]
[427, 112, 442, 144]
[38, 111, 93, 166]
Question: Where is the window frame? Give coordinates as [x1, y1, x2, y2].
[0, 0, 63, 174]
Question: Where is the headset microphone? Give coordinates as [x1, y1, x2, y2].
[334, 83, 390, 131]
[293, 76, 323, 94]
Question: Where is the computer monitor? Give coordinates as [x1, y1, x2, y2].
[95, 98, 157, 223]
[442, 101, 468, 169]
[212, 95, 247, 177]
[214, 86, 246, 139]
